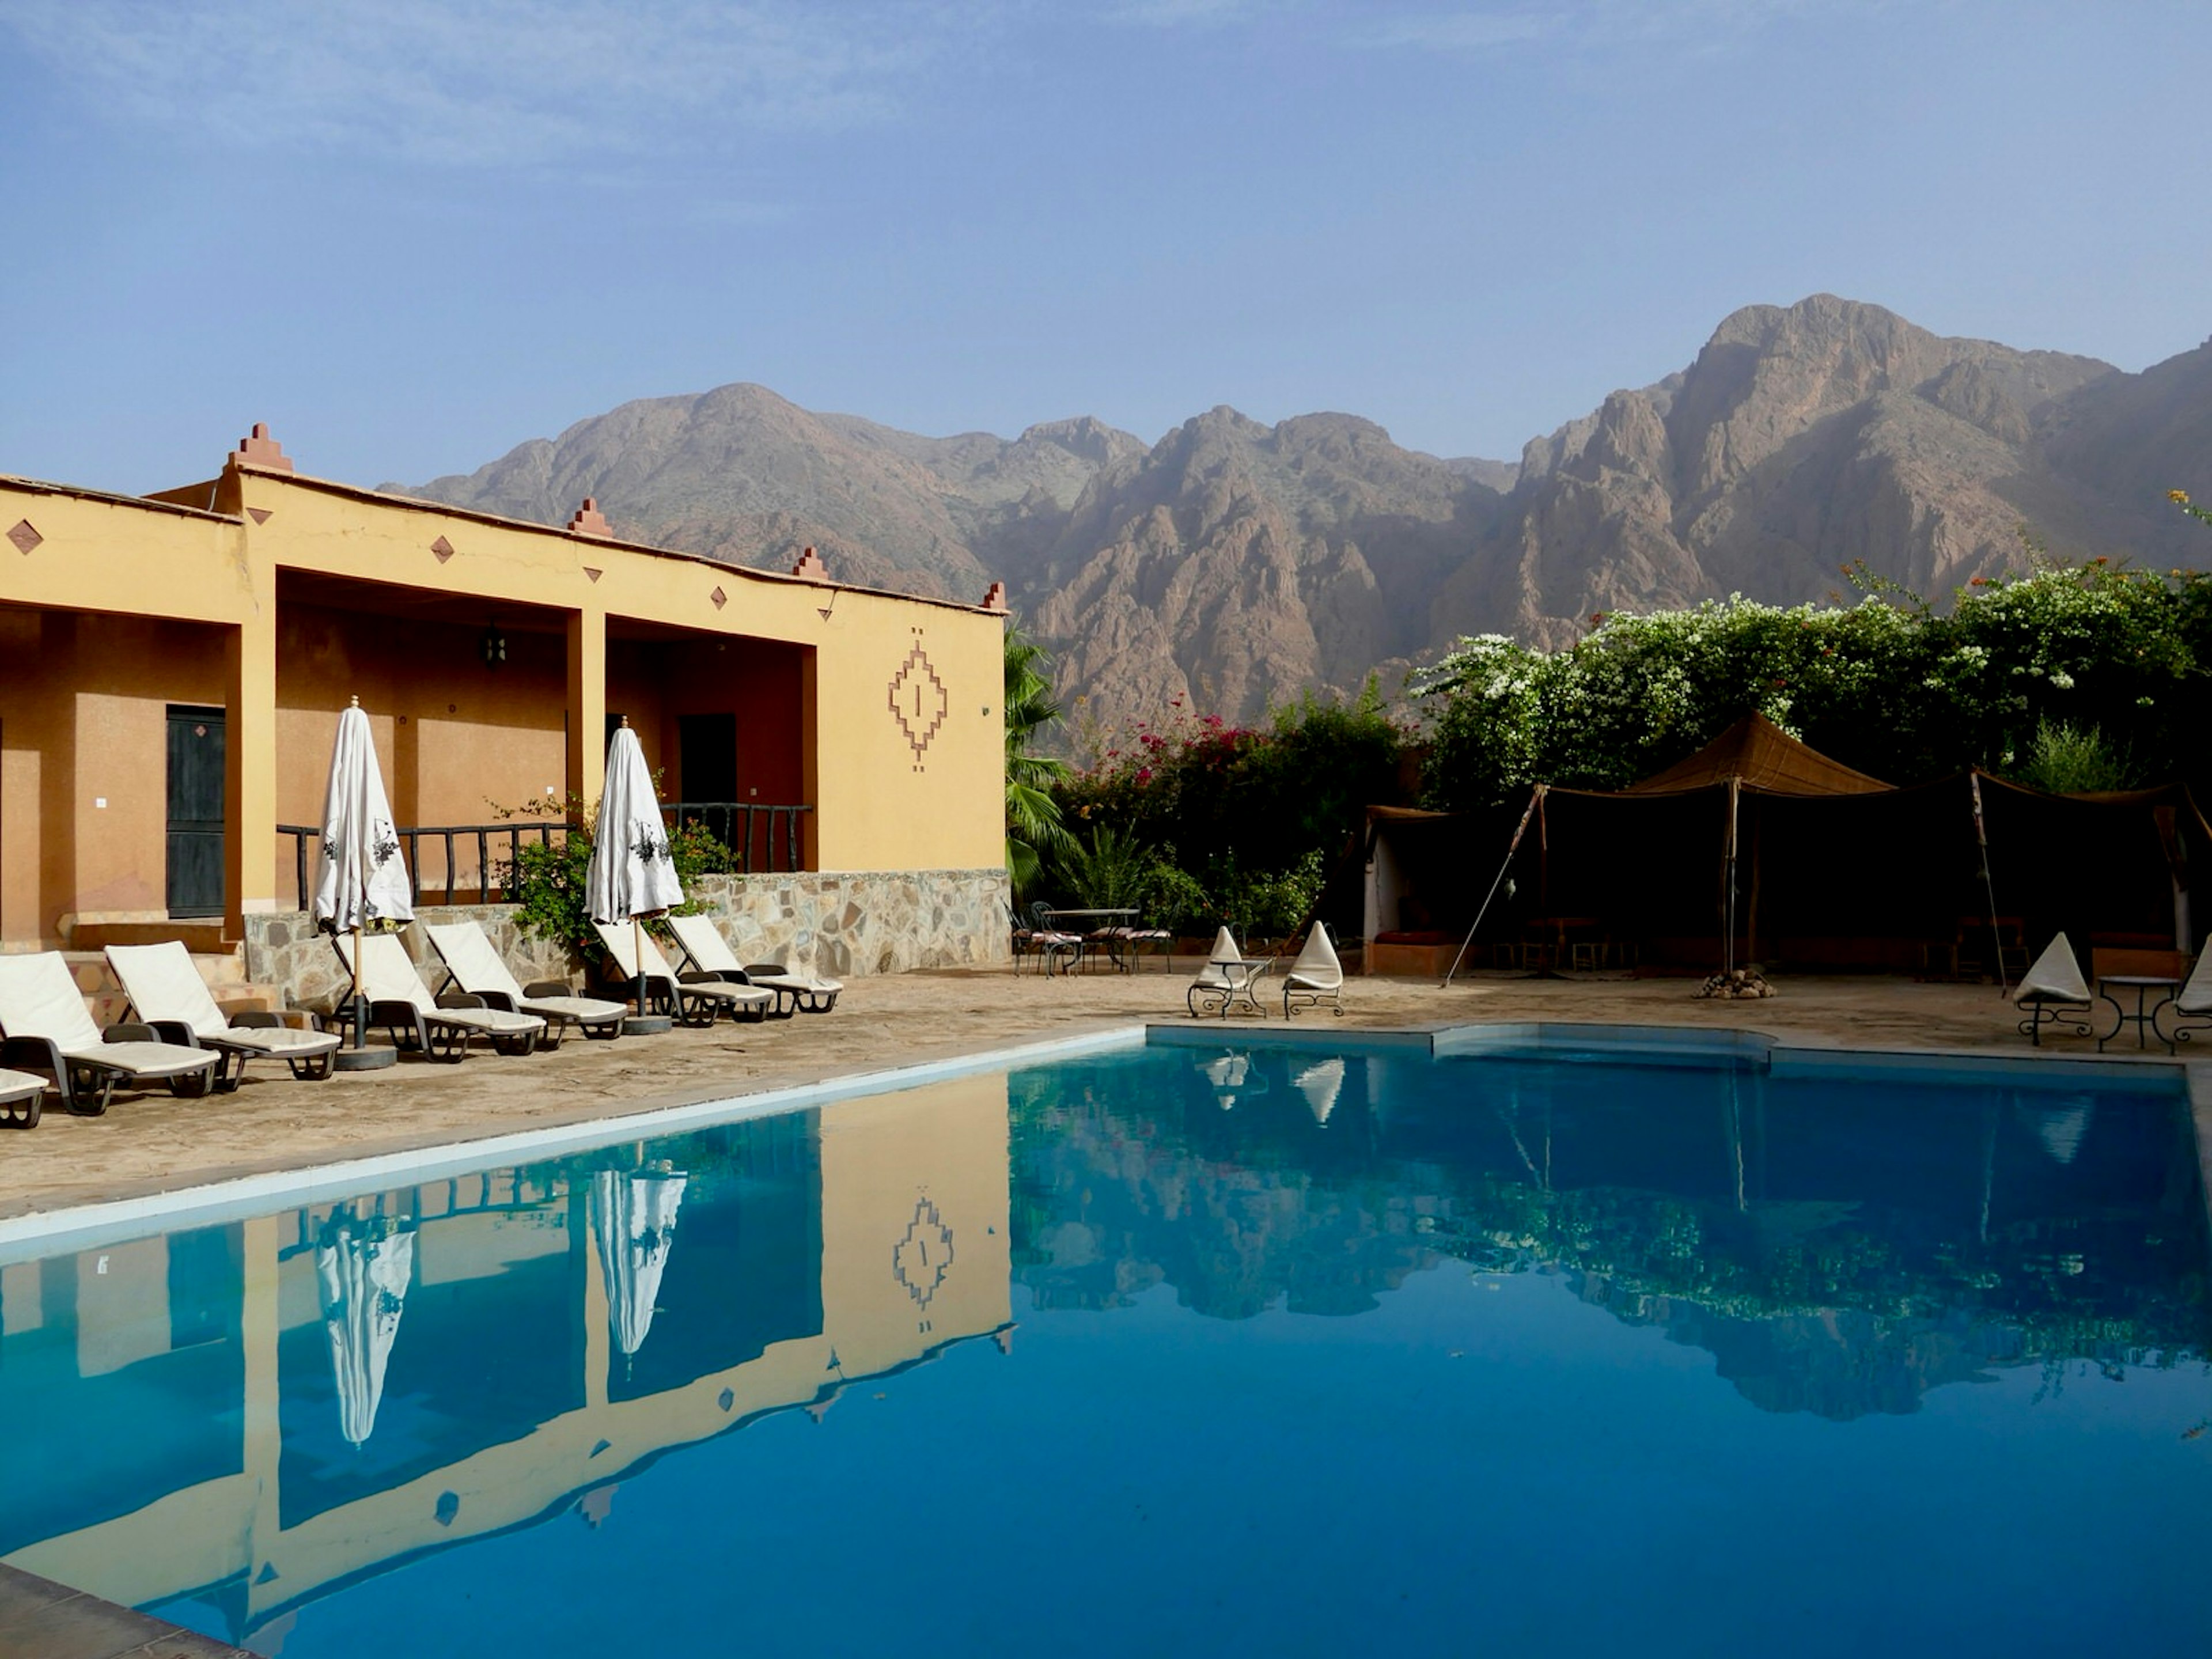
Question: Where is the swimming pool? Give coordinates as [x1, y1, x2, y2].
[2, 1029, 2206, 1655]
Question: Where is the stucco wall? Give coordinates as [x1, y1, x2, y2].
[242, 867, 1011, 1013]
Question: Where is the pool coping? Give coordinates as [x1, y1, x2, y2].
[0, 1017, 2204, 1263]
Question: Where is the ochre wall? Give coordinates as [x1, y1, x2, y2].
[0, 456, 1006, 943]
[0, 604, 229, 941]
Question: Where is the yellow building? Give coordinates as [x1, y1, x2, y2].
[0, 425, 1009, 989]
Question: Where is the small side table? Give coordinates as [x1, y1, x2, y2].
[2097, 975, 2181, 1052]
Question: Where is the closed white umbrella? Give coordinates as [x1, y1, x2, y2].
[593, 1166, 687, 1363]
[313, 698, 413, 1055]
[315, 1213, 415, 1449]
[586, 721, 684, 1015]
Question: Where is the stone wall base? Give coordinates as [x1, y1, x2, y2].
[244, 868, 1011, 1014]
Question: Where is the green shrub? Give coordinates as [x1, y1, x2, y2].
[493, 790, 734, 964]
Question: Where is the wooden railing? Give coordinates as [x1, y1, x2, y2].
[276, 802, 813, 908]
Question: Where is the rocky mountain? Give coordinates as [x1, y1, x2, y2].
[403, 296, 2212, 738]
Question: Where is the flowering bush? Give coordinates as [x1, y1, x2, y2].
[1421, 553, 2212, 809]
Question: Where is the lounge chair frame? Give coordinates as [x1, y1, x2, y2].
[424, 921, 628, 1047]
[592, 922, 770, 1027]
[334, 934, 544, 1063]
[107, 941, 339, 1088]
[0, 953, 223, 1118]
[0, 1068, 44, 1130]
[0, 1025, 220, 1115]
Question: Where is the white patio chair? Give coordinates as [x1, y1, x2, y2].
[1187, 926, 1268, 1018]
[425, 920, 628, 1044]
[1282, 921, 1344, 1018]
[2154, 947, 2212, 1050]
[0, 951, 221, 1115]
[2014, 931, 2094, 1046]
[334, 933, 546, 1062]
[106, 941, 340, 1088]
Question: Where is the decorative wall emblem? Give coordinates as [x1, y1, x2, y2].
[6, 520, 41, 554]
[888, 637, 948, 767]
[892, 1194, 955, 1332]
[431, 535, 456, 562]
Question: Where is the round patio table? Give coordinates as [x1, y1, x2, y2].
[2097, 975, 2180, 1052]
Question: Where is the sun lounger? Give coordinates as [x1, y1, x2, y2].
[1282, 922, 1344, 1018]
[590, 922, 772, 1025]
[1188, 926, 1269, 1018]
[105, 941, 340, 1088]
[0, 951, 222, 1115]
[334, 933, 546, 1061]
[0, 1068, 47, 1130]
[2014, 931, 2094, 1046]
[425, 921, 628, 1046]
[655, 915, 787, 1020]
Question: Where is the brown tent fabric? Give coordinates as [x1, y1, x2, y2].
[1615, 713, 1893, 797]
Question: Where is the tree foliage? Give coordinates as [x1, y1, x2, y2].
[1003, 619, 1074, 899]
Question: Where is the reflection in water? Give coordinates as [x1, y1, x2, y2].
[0, 1046, 2202, 1654]
[590, 1165, 687, 1365]
[312, 1205, 415, 1449]
[1009, 1046, 2209, 1415]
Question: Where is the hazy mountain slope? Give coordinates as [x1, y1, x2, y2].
[400, 296, 2212, 739]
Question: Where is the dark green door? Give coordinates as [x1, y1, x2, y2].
[166, 706, 226, 918]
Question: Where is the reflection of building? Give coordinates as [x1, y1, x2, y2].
[0, 1077, 1009, 1640]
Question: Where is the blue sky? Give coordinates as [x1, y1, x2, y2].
[2, 0, 2205, 494]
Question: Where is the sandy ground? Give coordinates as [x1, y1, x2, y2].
[0, 961, 2180, 1222]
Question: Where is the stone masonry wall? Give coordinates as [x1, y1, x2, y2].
[243, 868, 1011, 1014]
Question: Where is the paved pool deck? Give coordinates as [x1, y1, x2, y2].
[0, 961, 2186, 1227]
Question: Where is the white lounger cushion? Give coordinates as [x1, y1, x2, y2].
[0, 1068, 45, 1105]
[336, 935, 546, 1039]
[426, 921, 628, 1026]
[1285, 923, 1343, 991]
[2016, 932, 2092, 1005]
[105, 942, 340, 1062]
[0, 953, 219, 1079]
[592, 922, 772, 1009]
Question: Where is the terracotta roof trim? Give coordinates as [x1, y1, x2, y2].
[0, 473, 243, 525]
[241, 469, 1006, 616]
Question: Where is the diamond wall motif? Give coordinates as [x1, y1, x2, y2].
[887, 640, 949, 765]
[7, 519, 42, 554]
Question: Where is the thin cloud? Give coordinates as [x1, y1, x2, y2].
[1349, 0, 1845, 54]
[2, 0, 979, 168]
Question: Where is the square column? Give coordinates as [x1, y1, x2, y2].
[566, 609, 606, 809]
[226, 609, 279, 933]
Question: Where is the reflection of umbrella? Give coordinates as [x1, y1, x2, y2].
[315, 1211, 415, 1449]
[593, 1167, 687, 1358]
[1294, 1058, 1345, 1124]
[313, 699, 414, 1045]
[586, 722, 684, 1014]
[2017, 1099, 2096, 1165]
[1200, 1052, 1266, 1110]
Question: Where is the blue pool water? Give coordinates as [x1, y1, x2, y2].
[2, 1035, 2207, 1656]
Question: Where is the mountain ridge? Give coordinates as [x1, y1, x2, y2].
[401, 294, 2212, 736]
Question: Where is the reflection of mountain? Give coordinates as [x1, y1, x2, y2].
[1008, 1047, 2207, 1419]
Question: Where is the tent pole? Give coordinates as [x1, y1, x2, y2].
[1723, 778, 1740, 980]
[1442, 786, 1543, 988]
[1971, 772, 2009, 998]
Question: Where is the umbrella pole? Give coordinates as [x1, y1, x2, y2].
[632, 916, 648, 1017]
[349, 922, 365, 1048]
